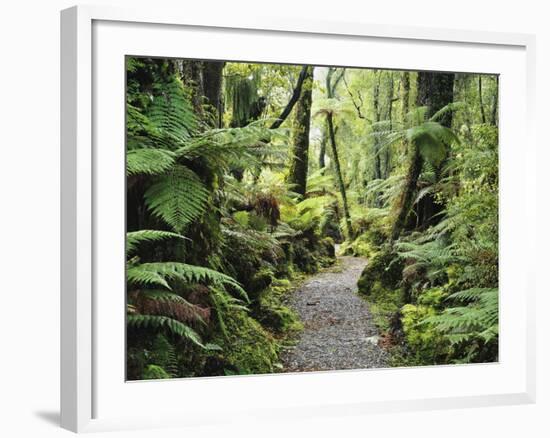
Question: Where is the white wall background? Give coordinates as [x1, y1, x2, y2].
[0, 1, 546, 436]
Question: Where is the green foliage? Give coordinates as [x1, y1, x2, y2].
[142, 364, 171, 380]
[127, 314, 205, 348]
[144, 166, 211, 232]
[126, 57, 499, 377]
[126, 148, 176, 176]
[126, 230, 187, 256]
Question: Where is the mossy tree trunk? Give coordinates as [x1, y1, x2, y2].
[391, 71, 454, 240]
[287, 66, 313, 197]
[202, 61, 225, 128]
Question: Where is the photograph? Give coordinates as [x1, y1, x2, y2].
[125, 57, 499, 380]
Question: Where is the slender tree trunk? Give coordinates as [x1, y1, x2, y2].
[491, 76, 499, 126]
[319, 126, 327, 169]
[384, 72, 395, 178]
[326, 112, 352, 239]
[372, 70, 382, 181]
[478, 75, 487, 124]
[401, 71, 410, 124]
[287, 66, 314, 197]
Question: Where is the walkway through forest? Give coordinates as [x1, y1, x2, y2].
[281, 255, 388, 372]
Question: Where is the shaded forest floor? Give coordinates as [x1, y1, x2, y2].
[281, 255, 388, 372]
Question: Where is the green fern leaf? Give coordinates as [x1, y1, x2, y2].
[144, 165, 210, 232]
[126, 230, 188, 256]
[127, 314, 205, 347]
[126, 148, 176, 176]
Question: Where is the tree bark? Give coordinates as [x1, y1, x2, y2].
[391, 142, 423, 240]
[417, 72, 454, 128]
[202, 61, 225, 128]
[287, 66, 314, 197]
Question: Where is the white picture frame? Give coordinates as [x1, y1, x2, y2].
[60, 4, 537, 433]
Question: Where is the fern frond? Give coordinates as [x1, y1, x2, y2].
[127, 314, 205, 347]
[126, 230, 188, 256]
[148, 78, 197, 143]
[136, 290, 210, 325]
[144, 165, 210, 232]
[126, 148, 176, 176]
[129, 262, 248, 302]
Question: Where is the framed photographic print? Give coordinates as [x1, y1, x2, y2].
[61, 4, 536, 433]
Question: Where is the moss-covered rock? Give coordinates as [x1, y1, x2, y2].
[357, 245, 403, 297]
[209, 308, 279, 375]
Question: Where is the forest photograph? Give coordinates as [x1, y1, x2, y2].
[126, 57, 499, 380]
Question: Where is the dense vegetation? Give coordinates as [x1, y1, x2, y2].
[126, 57, 498, 379]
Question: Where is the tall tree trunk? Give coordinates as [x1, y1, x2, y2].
[417, 72, 454, 127]
[401, 71, 410, 124]
[287, 66, 314, 197]
[392, 71, 454, 239]
[478, 75, 486, 124]
[391, 143, 423, 240]
[491, 76, 499, 126]
[326, 111, 352, 239]
[384, 72, 395, 178]
[202, 61, 225, 128]
[372, 70, 382, 181]
[178, 60, 204, 117]
[415, 71, 454, 228]
[319, 126, 327, 169]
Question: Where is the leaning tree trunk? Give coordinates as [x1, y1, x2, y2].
[391, 143, 423, 240]
[326, 111, 353, 240]
[287, 66, 314, 197]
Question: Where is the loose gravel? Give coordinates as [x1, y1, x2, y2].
[281, 256, 388, 372]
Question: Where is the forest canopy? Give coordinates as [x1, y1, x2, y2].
[126, 57, 498, 379]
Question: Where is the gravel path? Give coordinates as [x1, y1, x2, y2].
[281, 255, 387, 372]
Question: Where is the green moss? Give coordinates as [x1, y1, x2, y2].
[211, 308, 279, 375]
[357, 245, 403, 297]
[254, 279, 302, 334]
[400, 304, 450, 364]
